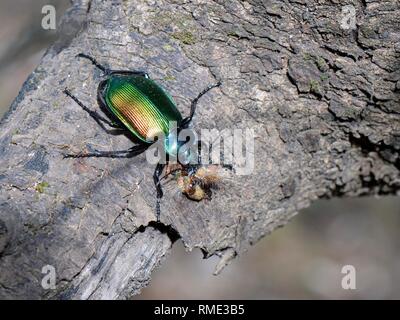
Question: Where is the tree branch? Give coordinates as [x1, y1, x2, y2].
[0, 0, 399, 299]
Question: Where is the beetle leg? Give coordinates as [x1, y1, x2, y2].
[180, 81, 222, 128]
[64, 89, 126, 133]
[198, 137, 233, 170]
[76, 53, 109, 74]
[195, 139, 233, 173]
[153, 163, 166, 222]
[197, 139, 212, 165]
[76, 54, 149, 78]
[63, 144, 148, 159]
[108, 70, 150, 79]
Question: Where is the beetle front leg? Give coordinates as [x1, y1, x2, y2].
[180, 81, 222, 128]
[153, 162, 166, 222]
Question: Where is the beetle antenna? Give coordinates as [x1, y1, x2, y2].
[76, 53, 109, 74]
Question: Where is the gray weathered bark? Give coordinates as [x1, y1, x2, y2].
[0, 0, 399, 299]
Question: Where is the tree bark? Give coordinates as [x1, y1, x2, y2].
[0, 0, 399, 299]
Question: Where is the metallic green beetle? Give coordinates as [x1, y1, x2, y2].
[63, 53, 221, 220]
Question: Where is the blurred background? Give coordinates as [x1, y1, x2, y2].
[0, 0, 69, 117]
[1, 0, 399, 299]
